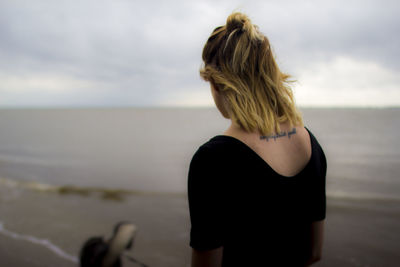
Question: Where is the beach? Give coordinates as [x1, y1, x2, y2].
[0, 107, 399, 266]
[1, 185, 399, 267]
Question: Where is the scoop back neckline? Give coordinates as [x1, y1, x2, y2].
[212, 127, 314, 179]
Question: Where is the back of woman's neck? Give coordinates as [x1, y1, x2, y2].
[224, 122, 259, 142]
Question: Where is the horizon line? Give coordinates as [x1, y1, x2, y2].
[0, 105, 399, 110]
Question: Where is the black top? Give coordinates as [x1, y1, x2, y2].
[187, 127, 327, 266]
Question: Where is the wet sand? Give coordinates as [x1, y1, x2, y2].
[1, 183, 400, 267]
[0, 184, 191, 267]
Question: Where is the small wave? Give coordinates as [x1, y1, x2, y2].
[0, 177, 58, 192]
[0, 177, 185, 201]
[0, 221, 78, 263]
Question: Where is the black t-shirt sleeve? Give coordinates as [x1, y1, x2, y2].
[309, 143, 327, 221]
[188, 146, 224, 251]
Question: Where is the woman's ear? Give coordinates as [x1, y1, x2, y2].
[210, 81, 219, 92]
[210, 82, 230, 119]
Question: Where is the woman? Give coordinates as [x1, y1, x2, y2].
[188, 12, 326, 267]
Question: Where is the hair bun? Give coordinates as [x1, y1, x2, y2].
[226, 12, 250, 32]
[226, 12, 262, 41]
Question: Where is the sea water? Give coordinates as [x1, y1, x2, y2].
[0, 107, 399, 200]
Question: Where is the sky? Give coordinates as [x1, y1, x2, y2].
[0, 0, 399, 108]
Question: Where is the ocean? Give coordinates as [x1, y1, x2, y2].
[0, 107, 399, 199]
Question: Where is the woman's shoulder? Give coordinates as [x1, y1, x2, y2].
[190, 135, 239, 165]
[304, 127, 327, 169]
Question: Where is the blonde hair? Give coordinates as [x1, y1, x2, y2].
[200, 12, 303, 135]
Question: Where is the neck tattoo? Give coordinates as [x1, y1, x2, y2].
[260, 128, 297, 142]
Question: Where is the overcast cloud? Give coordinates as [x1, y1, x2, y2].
[0, 0, 399, 107]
